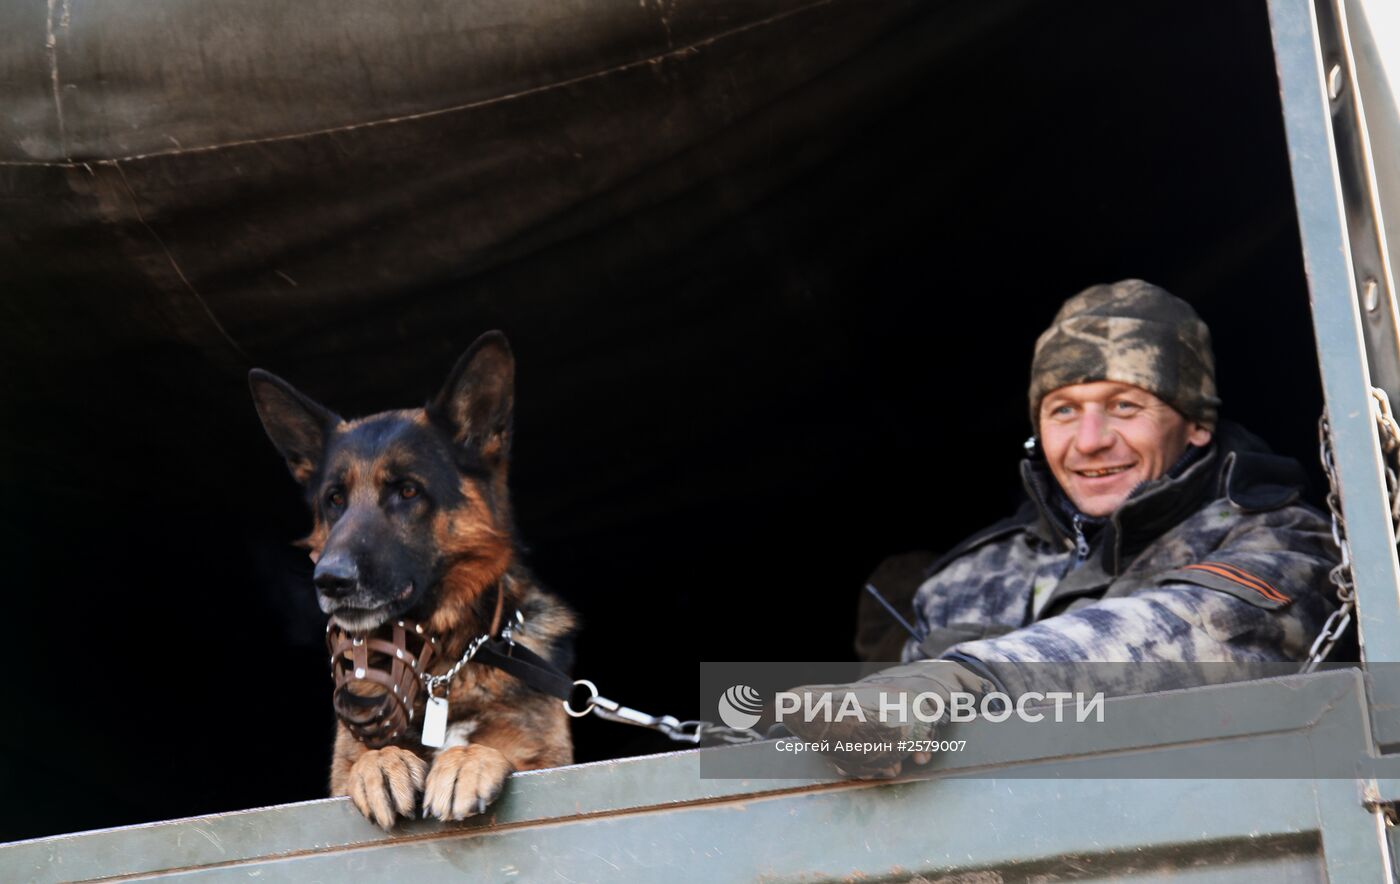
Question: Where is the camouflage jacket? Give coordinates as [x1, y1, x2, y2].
[899, 422, 1339, 696]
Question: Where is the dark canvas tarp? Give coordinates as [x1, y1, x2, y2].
[2, 0, 977, 396]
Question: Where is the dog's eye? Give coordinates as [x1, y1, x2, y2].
[327, 489, 346, 508]
[399, 482, 421, 500]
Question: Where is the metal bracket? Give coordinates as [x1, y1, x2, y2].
[1362, 782, 1399, 826]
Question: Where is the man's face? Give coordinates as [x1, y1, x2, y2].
[1038, 381, 1213, 518]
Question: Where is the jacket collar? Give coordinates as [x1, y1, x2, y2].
[1018, 420, 1303, 575]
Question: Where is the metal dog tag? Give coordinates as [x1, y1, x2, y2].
[422, 696, 449, 748]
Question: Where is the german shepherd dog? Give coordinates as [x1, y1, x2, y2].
[249, 332, 575, 829]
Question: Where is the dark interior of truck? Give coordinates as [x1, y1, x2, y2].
[0, 0, 1330, 840]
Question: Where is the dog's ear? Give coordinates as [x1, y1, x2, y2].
[431, 331, 515, 468]
[249, 369, 342, 486]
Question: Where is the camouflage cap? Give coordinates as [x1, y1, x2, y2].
[1029, 279, 1220, 429]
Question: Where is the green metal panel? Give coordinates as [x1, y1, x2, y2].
[133, 781, 1332, 883]
[1344, 0, 1400, 300]
[1269, 0, 1400, 668]
[1, 671, 1389, 882]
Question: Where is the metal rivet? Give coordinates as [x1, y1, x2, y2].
[396, 649, 404, 659]
[353, 637, 363, 646]
[415, 625, 424, 634]
[329, 656, 336, 664]
[409, 711, 415, 720]
[397, 620, 405, 628]
[1328, 64, 1345, 100]
[355, 668, 366, 678]
[325, 623, 332, 633]
[1363, 277, 1380, 312]
[392, 685, 399, 694]
[430, 637, 437, 644]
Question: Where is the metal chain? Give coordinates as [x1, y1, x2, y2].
[424, 623, 766, 746]
[424, 610, 527, 699]
[424, 632, 491, 698]
[563, 679, 765, 746]
[1305, 387, 1400, 671]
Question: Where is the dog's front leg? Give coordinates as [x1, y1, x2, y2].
[422, 741, 514, 821]
[422, 702, 571, 820]
[329, 724, 428, 830]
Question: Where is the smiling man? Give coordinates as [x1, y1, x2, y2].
[896, 280, 1337, 662]
[797, 280, 1340, 777]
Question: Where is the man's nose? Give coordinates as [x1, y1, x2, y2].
[313, 552, 360, 598]
[1073, 411, 1114, 453]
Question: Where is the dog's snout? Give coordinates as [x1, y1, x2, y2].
[314, 554, 359, 598]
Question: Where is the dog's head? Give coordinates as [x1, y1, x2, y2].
[250, 332, 516, 635]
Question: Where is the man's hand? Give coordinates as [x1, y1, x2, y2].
[785, 660, 994, 778]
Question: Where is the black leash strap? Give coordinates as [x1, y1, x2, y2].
[465, 613, 764, 747]
[473, 638, 574, 700]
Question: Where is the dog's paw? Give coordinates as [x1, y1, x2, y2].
[345, 746, 428, 830]
[423, 744, 515, 821]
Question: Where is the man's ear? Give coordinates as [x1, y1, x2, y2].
[248, 369, 342, 486]
[1188, 422, 1214, 448]
[430, 331, 515, 468]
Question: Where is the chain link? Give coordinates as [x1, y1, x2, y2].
[424, 623, 766, 746]
[563, 679, 765, 745]
[424, 632, 491, 698]
[1305, 387, 1400, 672]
